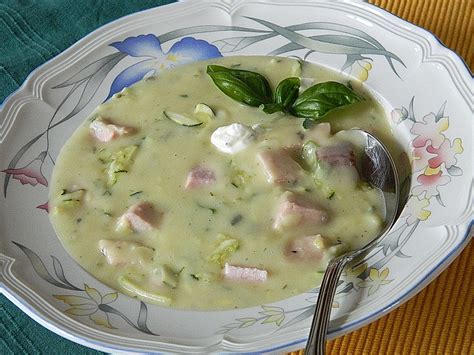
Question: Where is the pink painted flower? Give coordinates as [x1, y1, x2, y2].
[2, 151, 48, 187]
[412, 172, 451, 199]
[411, 112, 449, 149]
[426, 138, 463, 169]
[412, 146, 436, 172]
[36, 202, 49, 213]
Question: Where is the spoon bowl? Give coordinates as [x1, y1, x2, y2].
[305, 129, 401, 354]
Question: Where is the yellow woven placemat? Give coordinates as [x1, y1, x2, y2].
[291, 0, 473, 353]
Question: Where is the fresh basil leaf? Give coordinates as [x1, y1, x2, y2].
[291, 81, 362, 119]
[262, 77, 300, 114]
[262, 103, 283, 114]
[274, 77, 300, 110]
[207, 65, 272, 107]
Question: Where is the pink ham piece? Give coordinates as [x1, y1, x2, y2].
[286, 235, 329, 261]
[90, 117, 134, 142]
[257, 148, 303, 185]
[316, 144, 355, 167]
[273, 193, 328, 231]
[116, 202, 162, 232]
[223, 263, 268, 282]
[185, 166, 216, 189]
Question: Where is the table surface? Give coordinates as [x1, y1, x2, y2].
[0, 0, 472, 354]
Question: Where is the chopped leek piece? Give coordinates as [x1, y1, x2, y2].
[118, 275, 172, 305]
[55, 189, 86, 212]
[164, 110, 203, 127]
[193, 103, 215, 122]
[100, 145, 138, 185]
[209, 234, 240, 265]
[302, 141, 319, 170]
[161, 265, 179, 288]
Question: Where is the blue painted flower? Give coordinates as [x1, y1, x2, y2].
[107, 34, 222, 99]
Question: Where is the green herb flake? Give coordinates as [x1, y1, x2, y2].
[197, 202, 217, 214]
[230, 214, 243, 226]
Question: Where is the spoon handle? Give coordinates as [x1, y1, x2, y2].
[305, 257, 348, 355]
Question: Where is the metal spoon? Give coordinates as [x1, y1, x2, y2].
[305, 130, 402, 355]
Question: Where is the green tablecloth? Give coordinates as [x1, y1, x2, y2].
[0, 1, 174, 353]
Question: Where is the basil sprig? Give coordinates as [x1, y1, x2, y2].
[206, 65, 362, 125]
[206, 65, 272, 107]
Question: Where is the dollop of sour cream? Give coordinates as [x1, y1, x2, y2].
[211, 123, 257, 154]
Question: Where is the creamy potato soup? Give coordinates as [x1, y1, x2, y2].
[50, 56, 400, 310]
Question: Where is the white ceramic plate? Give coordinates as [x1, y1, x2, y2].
[0, 1, 472, 353]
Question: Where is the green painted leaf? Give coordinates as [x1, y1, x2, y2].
[236, 317, 258, 328]
[101, 292, 118, 305]
[12, 241, 81, 290]
[262, 314, 285, 325]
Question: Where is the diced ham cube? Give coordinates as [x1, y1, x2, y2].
[273, 193, 328, 230]
[116, 202, 162, 232]
[316, 144, 355, 167]
[223, 263, 267, 282]
[90, 117, 134, 142]
[305, 122, 331, 143]
[257, 148, 303, 185]
[185, 166, 216, 189]
[283, 145, 302, 160]
[286, 235, 329, 261]
[98, 239, 153, 266]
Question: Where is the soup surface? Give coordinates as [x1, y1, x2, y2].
[50, 56, 397, 310]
